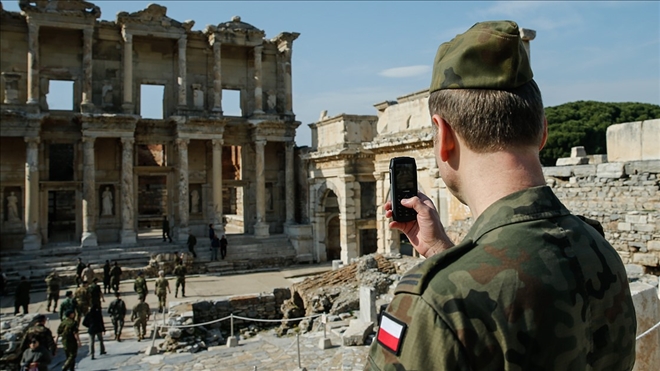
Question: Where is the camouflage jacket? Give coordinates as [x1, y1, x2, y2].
[57, 317, 79, 347]
[173, 265, 186, 280]
[45, 273, 61, 293]
[59, 297, 77, 321]
[155, 277, 169, 295]
[134, 276, 148, 295]
[74, 286, 90, 309]
[366, 186, 636, 371]
[20, 324, 56, 355]
[131, 302, 150, 321]
[88, 283, 103, 307]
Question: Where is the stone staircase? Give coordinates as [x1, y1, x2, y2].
[0, 232, 298, 293]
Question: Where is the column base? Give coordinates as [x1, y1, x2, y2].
[122, 103, 134, 114]
[81, 232, 98, 247]
[23, 233, 41, 251]
[254, 222, 270, 238]
[120, 230, 137, 245]
[177, 228, 190, 242]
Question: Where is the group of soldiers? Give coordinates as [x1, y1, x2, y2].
[13, 255, 189, 370]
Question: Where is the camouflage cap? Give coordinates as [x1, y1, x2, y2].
[430, 20, 533, 92]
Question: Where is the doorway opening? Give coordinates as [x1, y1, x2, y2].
[137, 175, 168, 241]
[48, 190, 76, 243]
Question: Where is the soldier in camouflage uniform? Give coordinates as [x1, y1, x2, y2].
[109, 261, 122, 293]
[130, 296, 151, 341]
[19, 314, 56, 356]
[154, 270, 171, 313]
[59, 290, 77, 321]
[44, 271, 61, 313]
[108, 292, 127, 341]
[173, 261, 187, 298]
[133, 271, 148, 301]
[73, 282, 91, 326]
[366, 21, 637, 371]
[87, 277, 104, 308]
[55, 309, 81, 371]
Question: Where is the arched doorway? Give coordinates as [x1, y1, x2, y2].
[324, 190, 341, 261]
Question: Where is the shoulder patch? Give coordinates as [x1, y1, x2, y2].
[377, 311, 407, 355]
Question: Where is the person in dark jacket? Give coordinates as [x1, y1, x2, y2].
[20, 336, 52, 371]
[219, 235, 228, 260]
[162, 216, 172, 242]
[109, 261, 122, 293]
[19, 315, 56, 357]
[83, 305, 106, 360]
[208, 223, 215, 242]
[14, 276, 31, 315]
[186, 233, 197, 258]
[108, 292, 127, 341]
[210, 236, 220, 261]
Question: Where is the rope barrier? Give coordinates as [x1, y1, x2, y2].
[156, 312, 324, 329]
[636, 320, 660, 341]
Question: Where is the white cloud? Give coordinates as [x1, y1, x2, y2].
[379, 65, 431, 78]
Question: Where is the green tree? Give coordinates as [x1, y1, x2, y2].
[541, 101, 660, 166]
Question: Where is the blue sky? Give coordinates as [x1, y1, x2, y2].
[5, 1, 659, 147]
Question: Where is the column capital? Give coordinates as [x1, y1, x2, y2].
[176, 138, 190, 147]
[121, 28, 132, 43]
[178, 35, 187, 46]
[24, 137, 40, 145]
[254, 45, 263, 54]
[27, 22, 39, 34]
[121, 137, 135, 146]
[83, 27, 94, 38]
[255, 139, 266, 147]
[82, 136, 96, 144]
[212, 138, 224, 148]
[209, 34, 221, 47]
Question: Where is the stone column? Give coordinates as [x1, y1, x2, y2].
[81, 136, 98, 247]
[26, 22, 39, 105]
[81, 27, 94, 109]
[177, 36, 187, 107]
[254, 139, 269, 237]
[285, 141, 295, 224]
[120, 138, 136, 244]
[211, 38, 223, 113]
[177, 138, 190, 240]
[23, 137, 41, 250]
[212, 139, 224, 236]
[281, 47, 293, 114]
[121, 29, 133, 113]
[253, 45, 263, 114]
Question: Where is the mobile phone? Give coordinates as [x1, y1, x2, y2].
[389, 157, 418, 222]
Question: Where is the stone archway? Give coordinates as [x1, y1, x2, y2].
[311, 180, 344, 263]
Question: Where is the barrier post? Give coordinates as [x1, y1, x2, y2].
[318, 313, 332, 349]
[227, 313, 238, 347]
[145, 311, 158, 355]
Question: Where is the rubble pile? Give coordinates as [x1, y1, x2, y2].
[278, 253, 419, 335]
[157, 307, 225, 354]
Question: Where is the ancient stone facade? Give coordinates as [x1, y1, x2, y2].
[0, 1, 300, 249]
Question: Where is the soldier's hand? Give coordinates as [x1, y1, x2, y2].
[385, 192, 454, 258]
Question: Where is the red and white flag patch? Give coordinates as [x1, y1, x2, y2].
[377, 312, 407, 355]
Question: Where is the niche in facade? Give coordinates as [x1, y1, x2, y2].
[48, 143, 75, 181]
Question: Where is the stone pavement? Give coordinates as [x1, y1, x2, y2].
[1, 263, 373, 370]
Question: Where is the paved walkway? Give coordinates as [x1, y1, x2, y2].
[1, 263, 373, 370]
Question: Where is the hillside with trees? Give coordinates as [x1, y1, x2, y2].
[541, 101, 660, 166]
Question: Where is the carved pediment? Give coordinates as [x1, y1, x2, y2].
[117, 3, 194, 32]
[205, 16, 265, 46]
[19, 0, 100, 18]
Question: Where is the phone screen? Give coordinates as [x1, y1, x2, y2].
[390, 157, 417, 222]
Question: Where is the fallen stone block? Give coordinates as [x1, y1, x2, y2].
[342, 319, 374, 346]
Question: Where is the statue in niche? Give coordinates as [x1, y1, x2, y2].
[102, 187, 113, 216]
[7, 192, 19, 222]
[102, 82, 113, 107]
[266, 90, 276, 112]
[191, 189, 200, 214]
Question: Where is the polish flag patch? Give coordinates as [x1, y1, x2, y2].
[377, 312, 407, 355]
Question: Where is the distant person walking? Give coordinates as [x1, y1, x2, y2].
[75, 258, 85, 287]
[173, 261, 187, 298]
[56, 309, 81, 371]
[109, 261, 122, 293]
[220, 235, 228, 260]
[44, 271, 61, 313]
[186, 233, 197, 258]
[80, 263, 94, 285]
[134, 271, 148, 301]
[154, 270, 171, 313]
[88, 278, 104, 308]
[59, 291, 77, 322]
[74, 282, 91, 326]
[108, 292, 126, 342]
[162, 216, 172, 243]
[14, 276, 31, 315]
[208, 223, 215, 243]
[102, 260, 111, 294]
[131, 297, 150, 341]
[82, 305, 106, 360]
